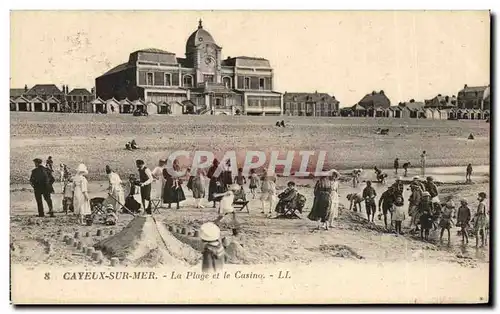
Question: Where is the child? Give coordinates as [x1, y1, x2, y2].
[402, 162, 411, 177]
[233, 168, 247, 201]
[456, 199, 471, 244]
[124, 174, 142, 213]
[213, 184, 241, 232]
[105, 204, 118, 225]
[439, 200, 455, 243]
[191, 169, 206, 209]
[248, 169, 260, 199]
[392, 195, 405, 235]
[419, 209, 433, 241]
[352, 168, 362, 188]
[62, 177, 74, 214]
[200, 222, 225, 273]
[260, 174, 277, 215]
[362, 181, 377, 222]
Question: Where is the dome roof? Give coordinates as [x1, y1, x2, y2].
[186, 19, 217, 51]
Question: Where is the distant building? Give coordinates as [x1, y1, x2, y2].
[283, 92, 339, 116]
[9, 84, 94, 112]
[424, 94, 457, 108]
[95, 20, 282, 116]
[357, 90, 391, 117]
[457, 84, 490, 110]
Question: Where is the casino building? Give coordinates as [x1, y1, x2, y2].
[95, 20, 283, 115]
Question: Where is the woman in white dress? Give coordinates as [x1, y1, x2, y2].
[328, 170, 340, 227]
[151, 159, 166, 202]
[73, 163, 91, 225]
[105, 165, 125, 212]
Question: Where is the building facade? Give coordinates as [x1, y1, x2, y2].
[457, 84, 490, 110]
[283, 92, 339, 116]
[95, 20, 282, 116]
[10, 84, 95, 112]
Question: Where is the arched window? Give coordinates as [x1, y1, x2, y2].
[183, 75, 193, 88]
[223, 77, 232, 89]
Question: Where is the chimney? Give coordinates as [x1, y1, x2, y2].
[66, 85, 69, 94]
[315, 90, 318, 94]
[464, 84, 468, 89]
[24, 84, 28, 92]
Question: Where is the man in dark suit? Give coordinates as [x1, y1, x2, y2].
[30, 158, 55, 217]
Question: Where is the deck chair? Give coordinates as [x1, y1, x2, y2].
[151, 180, 163, 214]
[90, 197, 107, 223]
[273, 193, 306, 219]
[233, 188, 250, 213]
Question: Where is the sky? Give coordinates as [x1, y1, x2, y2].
[10, 10, 490, 106]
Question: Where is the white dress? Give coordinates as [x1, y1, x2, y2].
[73, 174, 91, 215]
[219, 191, 235, 214]
[329, 180, 339, 222]
[107, 172, 125, 212]
[151, 166, 164, 200]
[260, 180, 277, 202]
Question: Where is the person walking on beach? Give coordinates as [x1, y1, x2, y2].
[402, 162, 411, 177]
[72, 163, 91, 224]
[456, 199, 471, 244]
[420, 151, 427, 176]
[363, 180, 377, 223]
[136, 159, 153, 214]
[308, 174, 333, 230]
[473, 192, 488, 248]
[466, 164, 473, 183]
[248, 169, 260, 199]
[30, 158, 55, 217]
[394, 158, 399, 174]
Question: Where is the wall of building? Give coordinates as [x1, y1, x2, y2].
[95, 67, 138, 100]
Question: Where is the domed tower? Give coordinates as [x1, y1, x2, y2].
[185, 19, 222, 86]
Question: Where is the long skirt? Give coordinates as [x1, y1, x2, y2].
[163, 181, 186, 204]
[208, 178, 226, 202]
[191, 177, 205, 199]
[308, 191, 332, 223]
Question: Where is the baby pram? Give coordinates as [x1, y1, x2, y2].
[88, 197, 107, 225]
[274, 189, 306, 219]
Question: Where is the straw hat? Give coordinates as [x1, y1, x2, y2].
[422, 191, 431, 197]
[199, 222, 221, 242]
[460, 198, 468, 204]
[426, 176, 434, 181]
[446, 200, 455, 208]
[396, 176, 402, 181]
[478, 192, 487, 199]
[228, 183, 241, 191]
[329, 169, 340, 176]
[76, 163, 88, 174]
[412, 176, 420, 180]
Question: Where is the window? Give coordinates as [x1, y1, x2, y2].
[223, 77, 232, 89]
[183, 75, 193, 87]
[244, 77, 251, 89]
[259, 78, 265, 90]
[146, 73, 154, 86]
[165, 74, 171, 86]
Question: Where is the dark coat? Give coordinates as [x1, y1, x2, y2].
[202, 241, 225, 273]
[30, 165, 54, 194]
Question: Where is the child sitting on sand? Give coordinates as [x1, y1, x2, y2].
[200, 222, 225, 273]
[105, 204, 118, 225]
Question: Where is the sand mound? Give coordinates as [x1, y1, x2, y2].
[95, 216, 200, 267]
[225, 240, 257, 264]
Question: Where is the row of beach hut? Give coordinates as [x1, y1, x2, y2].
[9, 96, 193, 115]
[342, 105, 490, 120]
